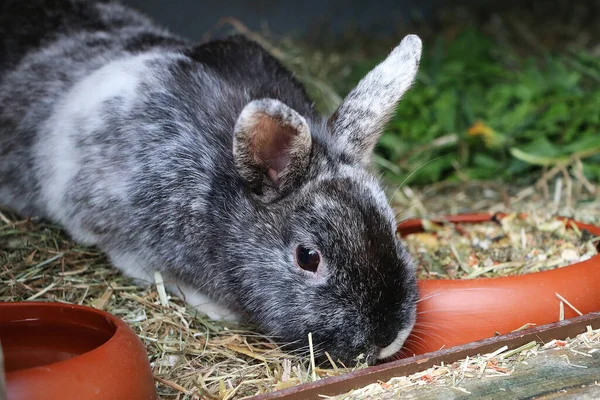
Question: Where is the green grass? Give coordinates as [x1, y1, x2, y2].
[256, 8, 600, 188]
[372, 30, 600, 186]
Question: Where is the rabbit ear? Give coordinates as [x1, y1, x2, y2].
[233, 99, 312, 201]
[328, 34, 422, 165]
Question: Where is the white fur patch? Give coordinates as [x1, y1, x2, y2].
[168, 282, 241, 322]
[108, 250, 154, 284]
[109, 251, 239, 322]
[378, 323, 414, 359]
[34, 53, 163, 242]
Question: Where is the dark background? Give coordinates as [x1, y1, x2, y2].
[122, 0, 532, 40]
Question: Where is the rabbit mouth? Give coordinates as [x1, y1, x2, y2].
[377, 326, 413, 359]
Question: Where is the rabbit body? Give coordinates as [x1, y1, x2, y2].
[0, 0, 422, 363]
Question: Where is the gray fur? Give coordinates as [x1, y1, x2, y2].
[329, 34, 422, 165]
[0, 0, 422, 364]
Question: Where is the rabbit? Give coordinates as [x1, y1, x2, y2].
[0, 0, 422, 365]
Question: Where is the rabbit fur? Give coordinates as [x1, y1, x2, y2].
[0, 0, 422, 364]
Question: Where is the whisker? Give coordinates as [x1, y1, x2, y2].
[408, 328, 448, 342]
[401, 336, 430, 353]
[389, 156, 449, 202]
[416, 286, 512, 304]
[394, 199, 426, 220]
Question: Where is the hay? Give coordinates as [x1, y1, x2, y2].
[328, 325, 600, 399]
[402, 212, 599, 280]
[2, 181, 599, 399]
[0, 210, 364, 399]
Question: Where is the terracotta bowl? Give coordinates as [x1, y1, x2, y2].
[398, 213, 600, 357]
[0, 302, 157, 400]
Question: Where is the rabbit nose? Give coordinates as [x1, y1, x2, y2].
[374, 329, 398, 349]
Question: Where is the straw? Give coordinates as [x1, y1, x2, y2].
[555, 293, 584, 316]
[2, 181, 599, 398]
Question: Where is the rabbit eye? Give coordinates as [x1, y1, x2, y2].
[295, 246, 320, 272]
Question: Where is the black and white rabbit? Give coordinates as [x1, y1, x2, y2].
[0, 0, 422, 364]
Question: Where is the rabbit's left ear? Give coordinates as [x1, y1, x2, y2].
[233, 99, 312, 202]
[328, 35, 422, 165]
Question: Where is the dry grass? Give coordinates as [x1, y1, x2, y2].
[403, 213, 599, 280]
[2, 179, 599, 399]
[0, 211, 364, 399]
[329, 325, 600, 399]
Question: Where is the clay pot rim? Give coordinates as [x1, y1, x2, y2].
[3, 301, 157, 399]
[396, 212, 600, 281]
[2, 301, 130, 376]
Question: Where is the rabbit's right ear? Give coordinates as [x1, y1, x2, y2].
[233, 99, 312, 202]
[327, 35, 422, 166]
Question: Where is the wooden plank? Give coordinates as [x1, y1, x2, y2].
[249, 313, 600, 400]
[0, 340, 6, 400]
[398, 346, 600, 399]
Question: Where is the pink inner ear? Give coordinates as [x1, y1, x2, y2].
[267, 168, 280, 184]
[251, 114, 296, 183]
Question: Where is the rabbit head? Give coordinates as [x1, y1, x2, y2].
[230, 35, 422, 365]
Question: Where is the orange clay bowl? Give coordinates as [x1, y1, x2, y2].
[397, 213, 600, 357]
[0, 302, 157, 400]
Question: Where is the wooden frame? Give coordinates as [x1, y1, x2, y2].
[250, 312, 600, 400]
